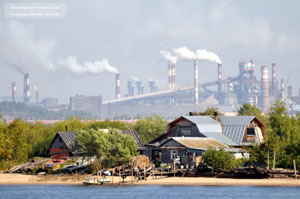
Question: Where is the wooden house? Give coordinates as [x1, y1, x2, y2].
[48, 131, 77, 160]
[145, 115, 265, 164]
[48, 130, 144, 159]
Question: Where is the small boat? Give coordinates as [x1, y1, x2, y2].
[98, 178, 111, 184]
[83, 177, 111, 185]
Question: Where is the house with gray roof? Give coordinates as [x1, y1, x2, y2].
[48, 129, 144, 160]
[48, 131, 77, 160]
[145, 115, 265, 164]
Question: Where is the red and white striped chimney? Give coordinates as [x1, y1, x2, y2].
[261, 66, 270, 113]
[12, 82, 16, 102]
[115, 73, 121, 99]
[194, 60, 199, 105]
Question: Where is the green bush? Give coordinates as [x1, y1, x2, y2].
[202, 148, 235, 172]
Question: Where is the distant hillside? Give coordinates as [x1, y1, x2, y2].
[0, 101, 92, 120]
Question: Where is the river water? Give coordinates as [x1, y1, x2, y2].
[0, 185, 300, 199]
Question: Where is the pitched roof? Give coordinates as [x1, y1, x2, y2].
[57, 131, 77, 149]
[160, 137, 228, 150]
[218, 116, 256, 145]
[182, 116, 237, 146]
[183, 116, 223, 133]
[200, 132, 238, 146]
[218, 116, 255, 125]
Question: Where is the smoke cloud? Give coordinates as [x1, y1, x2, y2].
[173, 47, 197, 60]
[0, 21, 119, 77]
[160, 50, 178, 64]
[2, 58, 25, 75]
[173, 46, 222, 64]
[0, 21, 56, 72]
[58, 56, 119, 74]
[195, 49, 222, 64]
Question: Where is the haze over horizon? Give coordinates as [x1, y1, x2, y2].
[0, 0, 300, 103]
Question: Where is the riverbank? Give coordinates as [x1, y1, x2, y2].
[1, 174, 300, 186]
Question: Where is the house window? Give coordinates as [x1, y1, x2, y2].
[180, 128, 191, 136]
[247, 128, 255, 136]
[171, 150, 178, 159]
[59, 138, 62, 143]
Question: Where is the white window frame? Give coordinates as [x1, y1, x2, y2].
[171, 150, 178, 159]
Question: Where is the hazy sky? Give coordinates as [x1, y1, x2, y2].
[1, 0, 300, 103]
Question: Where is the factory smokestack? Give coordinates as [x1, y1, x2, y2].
[12, 82, 16, 102]
[194, 60, 199, 105]
[168, 62, 176, 90]
[168, 62, 172, 90]
[261, 66, 270, 113]
[217, 64, 222, 102]
[271, 63, 277, 97]
[288, 86, 293, 99]
[280, 78, 285, 98]
[24, 73, 30, 103]
[172, 64, 176, 90]
[115, 73, 120, 99]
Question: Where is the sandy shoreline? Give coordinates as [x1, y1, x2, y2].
[1, 174, 300, 187]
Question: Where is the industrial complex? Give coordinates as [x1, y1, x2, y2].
[3, 57, 300, 119]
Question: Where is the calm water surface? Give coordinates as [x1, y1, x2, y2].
[0, 185, 300, 199]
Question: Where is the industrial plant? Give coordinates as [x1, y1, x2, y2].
[2, 50, 300, 119]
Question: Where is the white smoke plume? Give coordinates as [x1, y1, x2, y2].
[173, 47, 197, 60]
[160, 50, 178, 64]
[58, 56, 119, 74]
[173, 46, 222, 64]
[195, 49, 222, 64]
[130, 76, 140, 81]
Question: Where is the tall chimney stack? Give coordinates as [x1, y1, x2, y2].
[172, 64, 176, 90]
[217, 64, 222, 102]
[261, 66, 270, 112]
[12, 82, 16, 102]
[280, 78, 285, 98]
[24, 73, 30, 103]
[194, 60, 199, 105]
[115, 73, 121, 99]
[271, 63, 277, 97]
[168, 63, 172, 90]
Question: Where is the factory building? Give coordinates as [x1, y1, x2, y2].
[70, 95, 102, 114]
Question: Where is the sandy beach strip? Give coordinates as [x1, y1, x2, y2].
[1, 174, 300, 186]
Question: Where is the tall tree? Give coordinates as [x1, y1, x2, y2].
[133, 115, 168, 144]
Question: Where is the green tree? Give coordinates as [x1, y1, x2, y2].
[238, 103, 267, 124]
[133, 115, 168, 144]
[202, 148, 235, 172]
[75, 129, 137, 170]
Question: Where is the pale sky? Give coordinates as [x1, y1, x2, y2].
[1, 0, 300, 103]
